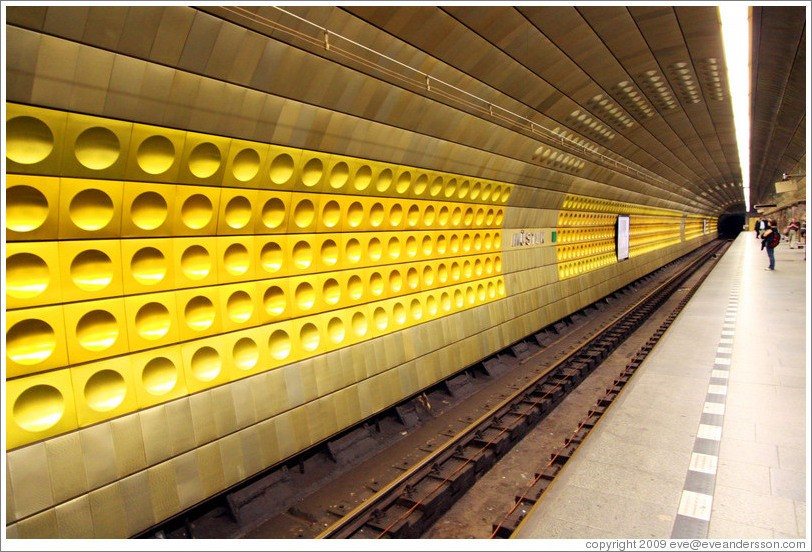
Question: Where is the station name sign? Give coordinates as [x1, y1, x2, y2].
[511, 230, 544, 247]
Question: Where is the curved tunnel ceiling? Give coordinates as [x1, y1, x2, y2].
[749, 6, 806, 211]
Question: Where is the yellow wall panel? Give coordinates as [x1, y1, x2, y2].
[222, 138, 270, 189]
[63, 297, 130, 365]
[177, 131, 231, 187]
[6, 103, 67, 176]
[287, 192, 321, 233]
[70, 356, 138, 427]
[216, 236, 256, 283]
[121, 237, 177, 295]
[287, 274, 325, 319]
[225, 326, 270, 382]
[218, 281, 262, 332]
[316, 193, 348, 233]
[123, 290, 180, 351]
[171, 184, 221, 237]
[255, 235, 289, 279]
[57, 178, 124, 239]
[5, 174, 61, 242]
[341, 232, 375, 268]
[175, 287, 223, 341]
[261, 320, 296, 371]
[254, 190, 292, 234]
[6, 240, 63, 310]
[131, 346, 188, 410]
[266, 144, 303, 191]
[286, 234, 323, 276]
[61, 112, 133, 180]
[124, 124, 185, 184]
[324, 154, 363, 195]
[294, 151, 329, 193]
[291, 316, 326, 362]
[58, 238, 124, 303]
[180, 336, 230, 394]
[6, 369, 78, 450]
[216, 187, 258, 236]
[173, 236, 219, 289]
[121, 181, 177, 238]
[256, 277, 291, 324]
[6, 304, 70, 378]
[357, 160, 396, 197]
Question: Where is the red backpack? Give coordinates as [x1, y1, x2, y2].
[767, 230, 780, 248]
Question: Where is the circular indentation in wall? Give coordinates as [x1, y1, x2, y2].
[321, 239, 339, 266]
[441, 292, 451, 312]
[352, 311, 368, 337]
[438, 263, 448, 283]
[426, 295, 438, 316]
[494, 233, 502, 249]
[224, 243, 250, 275]
[395, 171, 411, 194]
[6, 253, 49, 299]
[263, 285, 286, 316]
[293, 199, 315, 228]
[498, 279, 505, 295]
[225, 196, 252, 229]
[84, 369, 126, 412]
[301, 157, 323, 188]
[345, 238, 361, 263]
[137, 135, 175, 175]
[463, 260, 473, 278]
[376, 168, 393, 192]
[437, 206, 449, 227]
[261, 197, 286, 230]
[444, 178, 457, 198]
[142, 356, 177, 396]
[329, 161, 349, 190]
[188, 142, 221, 179]
[485, 209, 495, 226]
[410, 298, 423, 320]
[477, 283, 486, 301]
[327, 317, 345, 344]
[227, 290, 253, 323]
[257, 241, 281, 275]
[474, 234, 483, 252]
[466, 286, 475, 304]
[405, 235, 417, 258]
[451, 207, 462, 226]
[76, 309, 119, 351]
[369, 272, 384, 296]
[7, 116, 54, 164]
[232, 148, 260, 182]
[348, 275, 363, 299]
[488, 281, 496, 298]
[389, 203, 404, 227]
[7, 319, 56, 365]
[368, 237, 382, 261]
[12, 384, 63, 432]
[407, 204, 420, 227]
[450, 234, 460, 253]
[181, 194, 213, 230]
[191, 346, 221, 382]
[422, 265, 435, 286]
[389, 270, 402, 293]
[354, 165, 372, 192]
[131, 191, 168, 230]
[69, 189, 114, 231]
[475, 208, 485, 226]
[300, 323, 320, 351]
[295, 281, 315, 310]
[495, 209, 504, 225]
[474, 258, 483, 276]
[388, 236, 401, 260]
[130, 246, 168, 286]
[180, 245, 210, 281]
[462, 233, 472, 252]
[269, 329, 291, 360]
[322, 200, 341, 228]
[492, 186, 501, 201]
[292, 240, 313, 270]
[481, 183, 492, 201]
[323, 278, 341, 305]
[373, 307, 387, 330]
[454, 289, 464, 308]
[6, 185, 49, 233]
[407, 267, 419, 290]
[233, 337, 259, 370]
[484, 257, 494, 275]
[370, 202, 385, 227]
[436, 234, 447, 254]
[458, 180, 470, 199]
[135, 302, 170, 340]
[413, 174, 428, 195]
[463, 208, 474, 227]
[269, 153, 294, 185]
[423, 205, 436, 227]
[450, 262, 461, 281]
[421, 235, 433, 256]
[393, 302, 406, 325]
[430, 176, 443, 197]
[75, 126, 120, 170]
[346, 201, 363, 228]
[184, 296, 215, 331]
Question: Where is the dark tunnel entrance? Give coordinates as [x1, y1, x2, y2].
[717, 213, 746, 239]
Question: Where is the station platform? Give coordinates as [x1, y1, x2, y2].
[514, 233, 808, 539]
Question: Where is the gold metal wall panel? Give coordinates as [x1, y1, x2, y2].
[45, 432, 88, 505]
[238, 426, 263, 479]
[188, 391, 218, 446]
[88, 482, 128, 538]
[110, 414, 147, 478]
[138, 404, 172, 466]
[119, 470, 156, 536]
[196, 441, 227, 498]
[172, 451, 204, 510]
[147, 460, 181, 524]
[14, 508, 58, 539]
[6, 442, 53, 519]
[79, 422, 118, 489]
[164, 398, 197, 456]
[219, 433, 246, 487]
[55, 494, 94, 539]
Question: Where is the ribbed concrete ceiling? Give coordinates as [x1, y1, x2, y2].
[749, 6, 806, 210]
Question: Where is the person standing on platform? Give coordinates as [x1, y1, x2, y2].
[755, 217, 764, 238]
[786, 218, 800, 248]
[761, 219, 779, 271]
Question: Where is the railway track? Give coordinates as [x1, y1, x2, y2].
[316, 240, 730, 539]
